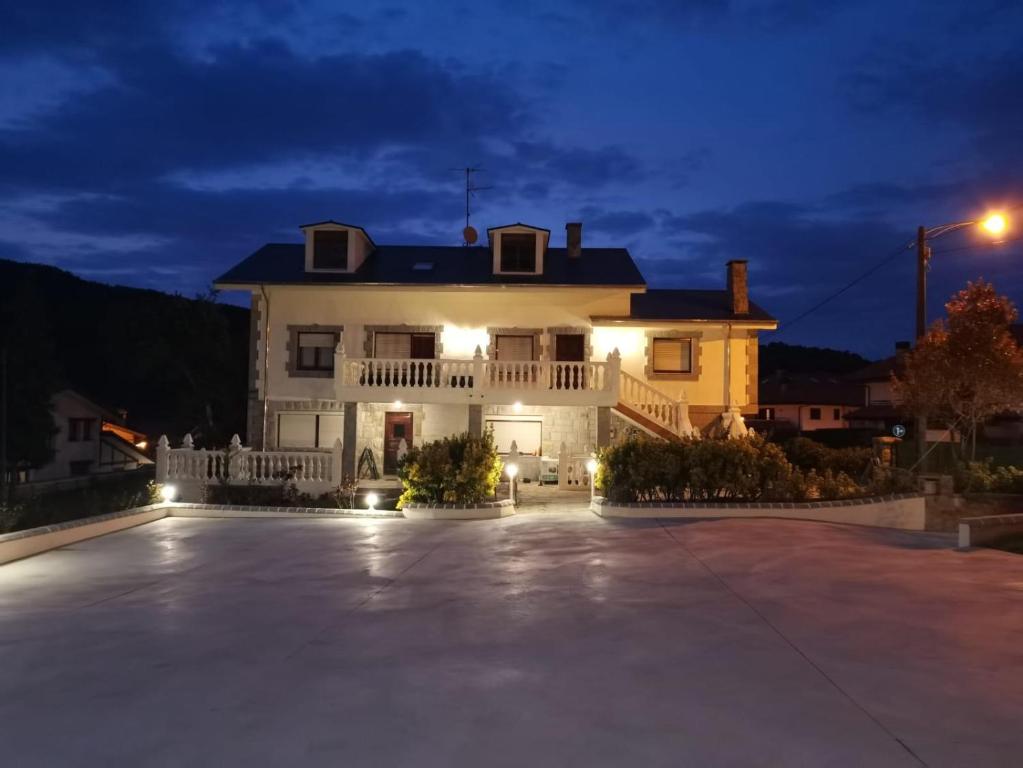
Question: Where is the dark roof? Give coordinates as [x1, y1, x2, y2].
[759, 372, 863, 406]
[624, 289, 776, 323]
[487, 222, 551, 234]
[845, 403, 902, 421]
[215, 244, 645, 287]
[846, 354, 904, 382]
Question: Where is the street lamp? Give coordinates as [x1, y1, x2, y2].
[915, 212, 1008, 339]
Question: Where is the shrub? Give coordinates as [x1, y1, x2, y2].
[397, 431, 502, 508]
[599, 435, 796, 503]
[955, 460, 1023, 494]
[784, 437, 872, 479]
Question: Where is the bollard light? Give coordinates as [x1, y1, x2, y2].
[160, 484, 177, 503]
[586, 458, 598, 499]
[365, 492, 380, 510]
[505, 463, 518, 505]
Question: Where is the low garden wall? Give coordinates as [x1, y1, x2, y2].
[957, 513, 1023, 549]
[402, 499, 515, 520]
[591, 493, 926, 531]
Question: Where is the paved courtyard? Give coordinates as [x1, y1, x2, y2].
[1, 511, 1022, 767]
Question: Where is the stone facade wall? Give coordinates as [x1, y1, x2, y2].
[485, 404, 595, 457]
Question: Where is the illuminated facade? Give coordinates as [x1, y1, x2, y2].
[215, 221, 777, 480]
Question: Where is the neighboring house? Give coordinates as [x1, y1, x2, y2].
[843, 342, 910, 432]
[26, 389, 152, 484]
[757, 371, 863, 432]
[214, 220, 777, 479]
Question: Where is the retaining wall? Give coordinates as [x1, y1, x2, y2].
[592, 493, 926, 530]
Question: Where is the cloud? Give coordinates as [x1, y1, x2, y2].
[579, 207, 656, 236]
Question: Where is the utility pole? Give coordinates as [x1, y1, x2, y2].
[915, 225, 929, 340]
[914, 225, 930, 471]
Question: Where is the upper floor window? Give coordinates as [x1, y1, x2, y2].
[68, 417, 96, 442]
[651, 338, 692, 374]
[500, 233, 536, 273]
[495, 334, 535, 360]
[298, 332, 338, 372]
[374, 332, 436, 359]
[313, 230, 348, 270]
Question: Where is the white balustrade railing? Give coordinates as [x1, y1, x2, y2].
[335, 345, 621, 405]
[156, 434, 342, 494]
[618, 371, 697, 438]
[557, 442, 593, 491]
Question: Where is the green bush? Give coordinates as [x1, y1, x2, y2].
[784, 437, 872, 479]
[955, 460, 1023, 494]
[597, 436, 904, 504]
[397, 431, 502, 508]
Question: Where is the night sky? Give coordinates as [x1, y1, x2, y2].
[1, 1, 1020, 357]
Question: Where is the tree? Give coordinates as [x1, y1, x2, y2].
[0, 276, 62, 488]
[894, 280, 1023, 459]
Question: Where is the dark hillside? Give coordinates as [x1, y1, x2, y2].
[0, 259, 248, 444]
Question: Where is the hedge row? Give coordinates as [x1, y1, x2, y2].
[597, 436, 914, 504]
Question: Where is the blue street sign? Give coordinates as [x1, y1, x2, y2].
[892, 424, 906, 438]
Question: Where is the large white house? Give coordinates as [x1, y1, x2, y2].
[214, 221, 777, 480]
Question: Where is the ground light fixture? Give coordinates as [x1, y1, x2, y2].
[365, 492, 380, 510]
[159, 484, 177, 503]
[586, 458, 598, 499]
[505, 463, 518, 504]
[513, 401, 523, 413]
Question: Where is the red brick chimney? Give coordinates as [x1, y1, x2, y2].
[566, 222, 582, 259]
[727, 260, 749, 315]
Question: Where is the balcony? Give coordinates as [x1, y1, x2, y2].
[334, 346, 621, 406]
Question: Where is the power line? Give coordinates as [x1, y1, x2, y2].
[777, 243, 909, 334]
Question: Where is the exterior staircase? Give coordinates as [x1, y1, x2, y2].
[614, 371, 696, 440]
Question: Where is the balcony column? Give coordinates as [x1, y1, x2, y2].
[596, 406, 611, 448]
[468, 404, 483, 438]
[342, 402, 358, 478]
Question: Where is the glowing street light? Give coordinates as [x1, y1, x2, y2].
[981, 212, 1007, 236]
[505, 463, 519, 505]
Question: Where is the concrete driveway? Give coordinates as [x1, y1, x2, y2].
[1, 512, 1021, 767]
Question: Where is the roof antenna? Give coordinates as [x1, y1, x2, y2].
[450, 166, 491, 245]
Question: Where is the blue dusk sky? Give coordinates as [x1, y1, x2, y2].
[1, 0, 1020, 357]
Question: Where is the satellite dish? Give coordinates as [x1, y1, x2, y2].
[463, 225, 478, 244]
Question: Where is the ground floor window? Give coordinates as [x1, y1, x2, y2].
[758, 407, 775, 420]
[808, 407, 822, 421]
[277, 412, 343, 449]
[486, 418, 542, 455]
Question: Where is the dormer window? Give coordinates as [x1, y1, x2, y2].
[488, 223, 548, 276]
[500, 233, 537, 272]
[313, 230, 348, 270]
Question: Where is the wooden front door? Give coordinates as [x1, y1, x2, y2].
[384, 412, 413, 475]
[554, 334, 586, 390]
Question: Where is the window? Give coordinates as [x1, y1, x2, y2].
[651, 338, 692, 373]
[833, 408, 841, 420]
[312, 230, 348, 270]
[500, 233, 536, 272]
[68, 418, 96, 442]
[297, 332, 337, 372]
[374, 332, 436, 359]
[758, 407, 775, 420]
[486, 419, 542, 455]
[277, 413, 343, 449]
[809, 407, 822, 420]
[495, 334, 534, 360]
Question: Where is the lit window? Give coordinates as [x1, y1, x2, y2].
[651, 338, 692, 373]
